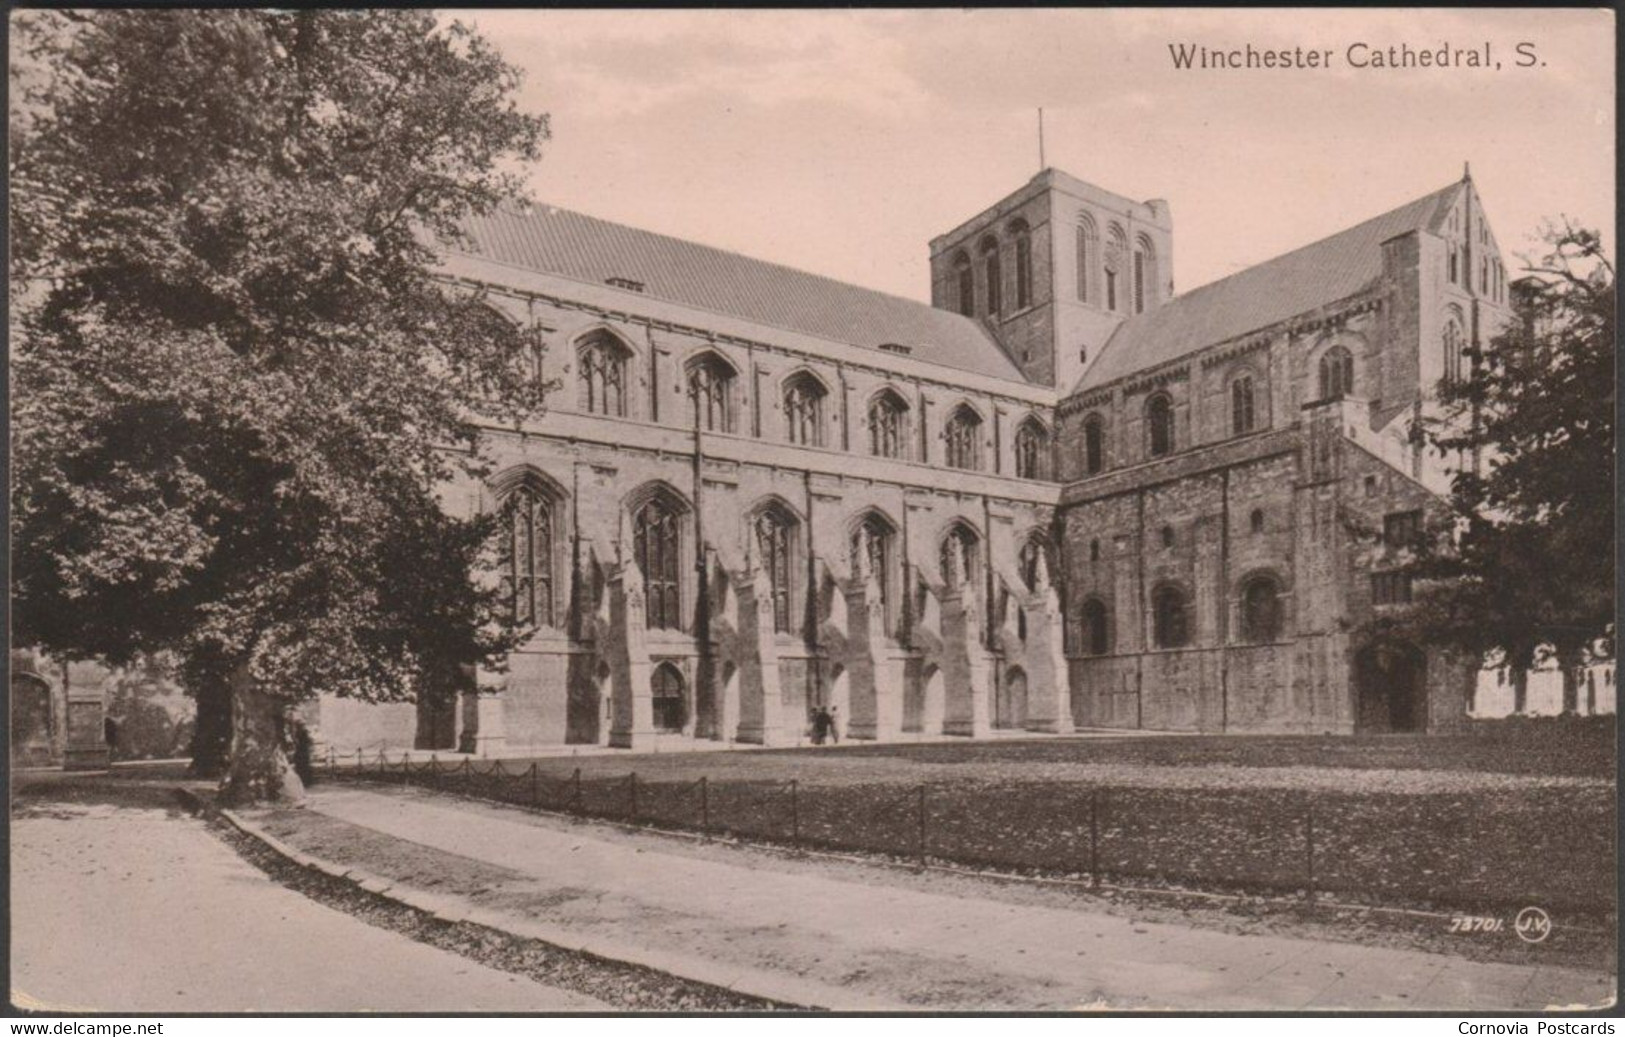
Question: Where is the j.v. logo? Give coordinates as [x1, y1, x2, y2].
[1514, 906, 1552, 944]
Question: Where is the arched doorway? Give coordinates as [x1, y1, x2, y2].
[999, 667, 1029, 729]
[651, 662, 687, 733]
[1355, 643, 1427, 733]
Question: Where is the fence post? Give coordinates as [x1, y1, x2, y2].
[1304, 801, 1317, 904]
[917, 784, 928, 868]
[572, 767, 583, 816]
[529, 763, 539, 808]
[1089, 788, 1101, 890]
[699, 775, 710, 839]
[789, 779, 800, 849]
[629, 771, 638, 821]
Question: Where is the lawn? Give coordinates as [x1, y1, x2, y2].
[337, 722, 1616, 918]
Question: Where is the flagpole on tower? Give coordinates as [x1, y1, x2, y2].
[1037, 107, 1046, 170]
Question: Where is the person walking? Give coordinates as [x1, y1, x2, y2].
[811, 706, 828, 745]
[828, 705, 840, 744]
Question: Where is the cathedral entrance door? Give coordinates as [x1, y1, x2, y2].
[1354, 643, 1426, 733]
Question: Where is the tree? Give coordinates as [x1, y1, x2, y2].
[11, 10, 551, 802]
[1393, 224, 1615, 714]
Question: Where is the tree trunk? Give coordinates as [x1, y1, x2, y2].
[1585, 668, 1597, 716]
[220, 669, 305, 807]
[186, 679, 232, 779]
[1511, 667, 1529, 715]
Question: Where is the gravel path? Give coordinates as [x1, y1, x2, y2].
[10, 778, 605, 1012]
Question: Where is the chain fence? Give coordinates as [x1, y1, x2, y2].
[320, 749, 1616, 919]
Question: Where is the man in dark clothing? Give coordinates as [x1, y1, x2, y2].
[811, 707, 828, 745]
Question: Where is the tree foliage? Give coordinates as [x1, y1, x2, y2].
[1395, 224, 1615, 709]
[10, 11, 551, 764]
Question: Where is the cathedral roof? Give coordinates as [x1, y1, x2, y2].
[455, 205, 1027, 383]
[1075, 179, 1468, 393]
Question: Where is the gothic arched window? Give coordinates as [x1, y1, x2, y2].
[753, 505, 797, 634]
[867, 390, 908, 459]
[1081, 597, 1111, 656]
[1442, 319, 1465, 385]
[783, 373, 827, 447]
[979, 235, 1001, 316]
[1011, 219, 1033, 310]
[1319, 346, 1355, 399]
[1231, 373, 1256, 435]
[1014, 417, 1047, 480]
[953, 251, 974, 317]
[1146, 392, 1175, 458]
[577, 331, 628, 416]
[939, 523, 979, 590]
[634, 496, 683, 630]
[944, 405, 984, 471]
[1240, 573, 1284, 643]
[687, 352, 736, 433]
[1152, 584, 1190, 649]
[1076, 216, 1098, 303]
[502, 485, 555, 629]
[1084, 414, 1106, 475]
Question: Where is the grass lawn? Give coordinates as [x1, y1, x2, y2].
[340, 722, 1616, 918]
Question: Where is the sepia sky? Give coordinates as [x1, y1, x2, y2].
[459, 8, 1614, 303]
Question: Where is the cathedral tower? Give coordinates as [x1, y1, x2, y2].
[929, 168, 1174, 389]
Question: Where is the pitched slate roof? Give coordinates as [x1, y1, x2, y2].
[454, 205, 1026, 383]
[1076, 179, 1466, 392]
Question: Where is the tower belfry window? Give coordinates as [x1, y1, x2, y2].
[1012, 220, 1033, 310]
[979, 236, 1001, 316]
[1076, 217, 1097, 303]
[1104, 226, 1127, 313]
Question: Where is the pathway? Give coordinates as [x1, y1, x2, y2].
[10, 781, 603, 1012]
[295, 783, 1616, 1012]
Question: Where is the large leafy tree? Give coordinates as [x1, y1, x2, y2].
[1394, 224, 1614, 714]
[11, 10, 551, 801]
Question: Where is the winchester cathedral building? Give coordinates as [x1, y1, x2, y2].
[314, 166, 1513, 754]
